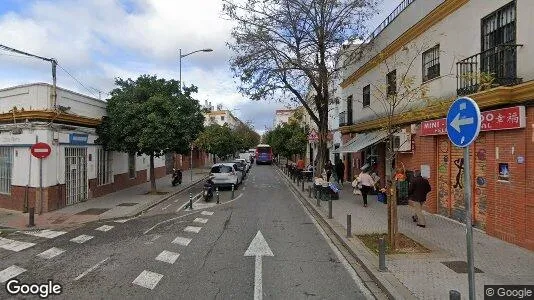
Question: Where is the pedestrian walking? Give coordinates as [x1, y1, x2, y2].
[408, 169, 431, 228]
[335, 158, 345, 184]
[354, 164, 375, 207]
[325, 160, 333, 182]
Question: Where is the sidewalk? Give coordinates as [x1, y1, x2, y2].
[0, 168, 210, 231]
[280, 168, 534, 300]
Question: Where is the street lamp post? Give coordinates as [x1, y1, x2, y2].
[179, 48, 213, 182]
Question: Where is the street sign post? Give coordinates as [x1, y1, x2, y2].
[29, 142, 52, 227]
[446, 97, 481, 300]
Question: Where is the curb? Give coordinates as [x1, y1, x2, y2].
[276, 166, 416, 300]
[98, 174, 210, 221]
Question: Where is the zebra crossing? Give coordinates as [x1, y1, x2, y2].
[132, 210, 214, 290]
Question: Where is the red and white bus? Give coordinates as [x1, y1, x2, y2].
[255, 144, 273, 165]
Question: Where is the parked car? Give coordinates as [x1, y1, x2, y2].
[232, 161, 247, 180]
[209, 163, 242, 189]
[235, 158, 250, 172]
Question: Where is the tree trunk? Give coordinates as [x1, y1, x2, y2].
[150, 154, 157, 193]
[315, 105, 329, 176]
[387, 135, 399, 250]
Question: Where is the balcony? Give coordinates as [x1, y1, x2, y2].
[456, 44, 523, 96]
[339, 111, 347, 127]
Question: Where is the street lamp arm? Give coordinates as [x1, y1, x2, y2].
[180, 49, 213, 58]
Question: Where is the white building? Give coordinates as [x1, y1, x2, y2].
[0, 83, 168, 212]
[204, 110, 242, 128]
[273, 109, 295, 127]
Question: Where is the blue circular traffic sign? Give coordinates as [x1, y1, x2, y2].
[446, 97, 481, 148]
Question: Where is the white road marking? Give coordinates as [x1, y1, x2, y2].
[155, 250, 180, 264]
[132, 270, 163, 290]
[22, 229, 67, 239]
[114, 217, 135, 223]
[0, 237, 35, 252]
[201, 211, 214, 216]
[162, 203, 172, 211]
[176, 195, 203, 213]
[37, 247, 65, 259]
[285, 177, 374, 300]
[143, 212, 196, 235]
[194, 218, 208, 224]
[95, 225, 114, 232]
[74, 257, 109, 281]
[70, 235, 94, 244]
[244, 231, 274, 300]
[184, 226, 201, 233]
[0, 265, 26, 283]
[172, 236, 192, 246]
[144, 234, 161, 245]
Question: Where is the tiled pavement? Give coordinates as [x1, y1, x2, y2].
[286, 176, 534, 299]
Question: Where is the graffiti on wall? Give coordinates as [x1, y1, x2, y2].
[437, 137, 450, 216]
[474, 135, 487, 229]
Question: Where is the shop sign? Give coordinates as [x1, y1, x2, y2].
[421, 106, 526, 136]
[69, 133, 88, 145]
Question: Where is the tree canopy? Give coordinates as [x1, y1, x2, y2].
[96, 75, 205, 191]
[264, 122, 308, 160]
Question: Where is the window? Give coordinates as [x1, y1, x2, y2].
[0, 147, 13, 194]
[347, 95, 353, 124]
[422, 45, 440, 82]
[128, 153, 136, 179]
[387, 70, 397, 96]
[221, 116, 225, 121]
[97, 149, 113, 185]
[362, 85, 370, 107]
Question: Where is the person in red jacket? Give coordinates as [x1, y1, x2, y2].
[408, 169, 431, 228]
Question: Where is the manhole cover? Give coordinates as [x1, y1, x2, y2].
[75, 208, 110, 215]
[116, 203, 138, 207]
[441, 261, 483, 273]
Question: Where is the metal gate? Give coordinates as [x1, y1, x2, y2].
[65, 147, 87, 205]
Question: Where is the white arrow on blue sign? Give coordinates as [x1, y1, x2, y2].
[446, 97, 482, 148]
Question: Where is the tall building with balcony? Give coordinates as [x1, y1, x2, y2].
[338, 0, 534, 250]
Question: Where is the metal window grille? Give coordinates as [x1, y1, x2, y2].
[0, 147, 13, 194]
[97, 149, 113, 185]
[65, 147, 87, 205]
[422, 45, 440, 82]
[387, 70, 397, 96]
[128, 153, 136, 179]
[362, 85, 371, 107]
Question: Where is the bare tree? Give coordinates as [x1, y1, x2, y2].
[223, 0, 376, 173]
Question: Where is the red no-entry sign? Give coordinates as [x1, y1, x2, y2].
[31, 142, 52, 159]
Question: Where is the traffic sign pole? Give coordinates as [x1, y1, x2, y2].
[29, 142, 52, 225]
[446, 97, 481, 300]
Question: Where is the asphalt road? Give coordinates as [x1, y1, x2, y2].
[0, 165, 372, 299]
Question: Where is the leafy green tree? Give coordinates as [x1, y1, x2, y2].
[264, 123, 307, 163]
[96, 75, 204, 193]
[233, 121, 261, 151]
[195, 124, 238, 161]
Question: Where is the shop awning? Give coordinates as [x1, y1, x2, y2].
[333, 130, 389, 154]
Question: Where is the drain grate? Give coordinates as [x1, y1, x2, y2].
[116, 203, 138, 207]
[441, 261, 483, 273]
[75, 208, 110, 215]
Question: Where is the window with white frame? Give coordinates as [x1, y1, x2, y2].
[97, 149, 113, 185]
[422, 45, 440, 82]
[0, 147, 13, 194]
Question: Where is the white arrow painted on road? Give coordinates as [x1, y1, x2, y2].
[244, 231, 274, 300]
[450, 113, 474, 133]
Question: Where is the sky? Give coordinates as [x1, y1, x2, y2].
[0, 0, 402, 134]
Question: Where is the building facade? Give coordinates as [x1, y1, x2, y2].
[0, 83, 182, 213]
[273, 109, 295, 127]
[339, 0, 534, 250]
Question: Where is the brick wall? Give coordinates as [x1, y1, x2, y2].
[524, 106, 534, 250]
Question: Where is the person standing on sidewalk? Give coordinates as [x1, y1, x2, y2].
[325, 160, 333, 182]
[355, 166, 375, 207]
[335, 158, 345, 185]
[408, 169, 431, 228]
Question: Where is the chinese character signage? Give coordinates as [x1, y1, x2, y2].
[421, 106, 526, 136]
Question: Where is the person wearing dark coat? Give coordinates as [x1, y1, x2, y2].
[408, 170, 431, 228]
[335, 158, 345, 184]
[324, 160, 333, 182]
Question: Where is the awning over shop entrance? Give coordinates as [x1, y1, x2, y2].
[334, 130, 389, 154]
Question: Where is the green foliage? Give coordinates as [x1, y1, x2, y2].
[264, 123, 307, 159]
[233, 122, 261, 151]
[195, 124, 237, 160]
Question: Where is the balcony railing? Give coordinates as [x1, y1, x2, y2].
[456, 44, 523, 96]
[367, 0, 416, 42]
[339, 111, 347, 127]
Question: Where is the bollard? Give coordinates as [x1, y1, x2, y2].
[347, 214, 352, 238]
[308, 186, 312, 198]
[216, 187, 220, 204]
[328, 199, 332, 219]
[28, 207, 35, 227]
[378, 237, 387, 272]
[316, 188, 321, 207]
[449, 290, 461, 300]
[301, 180, 304, 192]
[231, 184, 235, 199]
[189, 193, 193, 210]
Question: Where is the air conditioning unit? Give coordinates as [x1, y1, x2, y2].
[393, 132, 412, 152]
